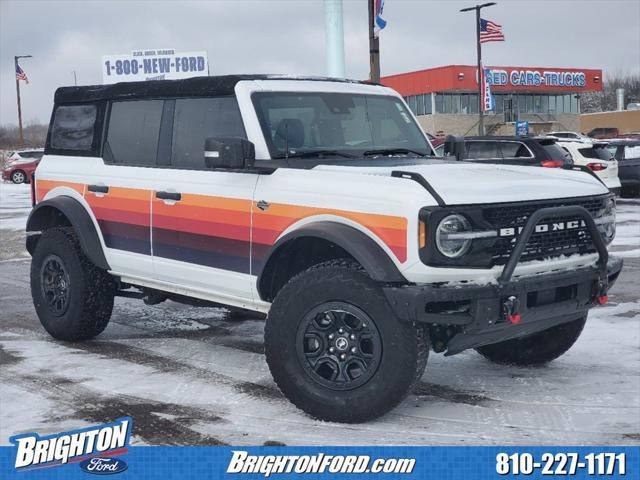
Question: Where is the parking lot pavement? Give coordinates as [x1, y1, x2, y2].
[1, 183, 639, 446]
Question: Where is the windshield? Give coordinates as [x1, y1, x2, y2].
[252, 92, 433, 159]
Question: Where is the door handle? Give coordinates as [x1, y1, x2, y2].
[156, 191, 182, 201]
[88, 184, 109, 194]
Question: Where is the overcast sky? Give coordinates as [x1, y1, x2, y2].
[1, 0, 639, 125]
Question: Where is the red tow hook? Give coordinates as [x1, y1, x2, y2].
[507, 313, 522, 325]
[597, 295, 609, 305]
[503, 296, 521, 325]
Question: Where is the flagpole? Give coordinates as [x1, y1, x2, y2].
[368, 0, 380, 83]
[460, 3, 496, 136]
[14, 57, 24, 146]
[475, 8, 484, 136]
[14, 54, 32, 147]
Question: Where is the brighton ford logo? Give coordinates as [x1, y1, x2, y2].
[79, 457, 128, 475]
[10, 417, 131, 472]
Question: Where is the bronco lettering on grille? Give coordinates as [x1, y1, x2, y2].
[499, 219, 587, 237]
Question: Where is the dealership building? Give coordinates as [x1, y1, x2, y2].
[381, 65, 603, 136]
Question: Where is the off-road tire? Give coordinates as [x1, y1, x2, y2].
[476, 316, 587, 366]
[11, 170, 26, 184]
[31, 227, 116, 341]
[265, 259, 428, 423]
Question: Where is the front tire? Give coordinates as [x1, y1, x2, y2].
[265, 259, 428, 423]
[31, 228, 116, 341]
[476, 316, 587, 366]
[11, 170, 26, 184]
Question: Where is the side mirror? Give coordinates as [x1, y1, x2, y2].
[443, 135, 464, 161]
[204, 137, 255, 169]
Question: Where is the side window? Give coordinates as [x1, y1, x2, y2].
[171, 97, 245, 169]
[50, 104, 97, 151]
[105, 100, 163, 166]
[466, 141, 499, 159]
[500, 142, 531, 158]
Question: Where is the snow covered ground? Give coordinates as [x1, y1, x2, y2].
[1, 182, 638, 446]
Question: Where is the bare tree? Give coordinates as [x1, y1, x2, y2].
[581, 70, 640, 113]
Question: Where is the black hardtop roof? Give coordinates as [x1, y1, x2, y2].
[54, 75, 371, 104]
[464, 135, 555, 142]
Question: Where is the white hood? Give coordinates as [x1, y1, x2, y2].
[314, 161, 609, 205]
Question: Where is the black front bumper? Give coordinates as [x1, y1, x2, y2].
[383, 205, 624, 355]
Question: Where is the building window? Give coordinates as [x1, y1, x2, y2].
[444, 94, 452, 113]
[425, 94, 433, 114]
[435, 94, 444, 113]
[451, 94, 461, 114]
[469, 93, 479, 114]
[416, 94, 424, 115]
[408, 95, 417, 114]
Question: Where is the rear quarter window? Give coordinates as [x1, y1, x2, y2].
[49, 105, 98, 152]
[578, 147, 613, 161]
[466, 141, 500, 159]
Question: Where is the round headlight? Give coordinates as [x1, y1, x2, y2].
[600, 197, 616, 243]
[436, 214, 472, 258]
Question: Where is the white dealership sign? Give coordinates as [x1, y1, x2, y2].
[102, 49, 208, 84]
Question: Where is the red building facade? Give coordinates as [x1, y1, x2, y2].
[381, 65, 602, 123]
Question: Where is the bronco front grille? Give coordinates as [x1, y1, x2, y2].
[483, 196, 609, 265]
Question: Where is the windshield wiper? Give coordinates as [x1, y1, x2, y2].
[273, 149, 356, 159]
[362, 148, 429, 157]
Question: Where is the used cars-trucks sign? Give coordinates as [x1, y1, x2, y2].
[102, 49, 208, 84]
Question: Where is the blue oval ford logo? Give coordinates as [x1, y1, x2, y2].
[79, 457, 128, 475]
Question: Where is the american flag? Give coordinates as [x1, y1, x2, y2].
[16, 64, 29, 84]
[480, 18, 505, 43]
[373, 0, 387, 38]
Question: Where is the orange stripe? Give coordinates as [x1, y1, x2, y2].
[153, 202, 251, 227]
[262, 204, 407, 230]
[36, 180, 84, 202]
[175, 192, 252, 211]
[86, 196, 149, 214]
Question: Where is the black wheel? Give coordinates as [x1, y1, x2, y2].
[476, 316, 587, 366]
[31, 227, 116, 341]
[265, 259, 428, 423]
[11, 170, 26, 184]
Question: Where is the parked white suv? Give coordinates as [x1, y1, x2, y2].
[548, 131, 591, 143]
[556, 140, 621, 194]
[27, 76, 622, 422]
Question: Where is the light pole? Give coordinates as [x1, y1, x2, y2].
[460, 2, 496, 136]
[324, 0, 345, 78]
[14, 54, 32, 146]
[368, 0, 380, 83]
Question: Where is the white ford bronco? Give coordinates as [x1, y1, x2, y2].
[28, 76, 622, 423]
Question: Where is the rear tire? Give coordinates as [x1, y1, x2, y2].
[11, 170, 26, 184]
[265, 259, 428, 423]
[31, 227, 116, 341]
[476, 316, 587, 366]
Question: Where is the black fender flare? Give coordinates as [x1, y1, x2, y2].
[257, 221, 407, 299]
[26, 196, 110, 271]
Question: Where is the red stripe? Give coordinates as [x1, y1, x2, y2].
[19, 448, 128, 471]
[92, 206, 150, 227]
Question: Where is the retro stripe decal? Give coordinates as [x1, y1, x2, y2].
[34, 181, 408, 274]
[86, 186, 151, 255]
[35, 179, 84, 202]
